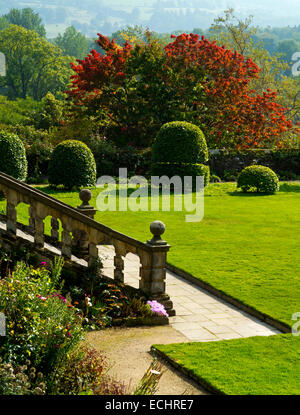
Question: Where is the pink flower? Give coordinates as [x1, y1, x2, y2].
[40, 262, 47, 267]
[36, 294, 47, 301]
[147, 300, 168, 317]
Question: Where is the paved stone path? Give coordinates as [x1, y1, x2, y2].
[99, 246, 280, 341]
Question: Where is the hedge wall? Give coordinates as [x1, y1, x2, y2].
[208, 149, 300, 181]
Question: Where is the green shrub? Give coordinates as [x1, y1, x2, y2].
[0, 95, 41, 126]
[210, 174, 221, 183]
[151, 162, 210, 187]
[48, 140, 96, 189]
[0, 262, 84, 393]
[237, 165, 279, 193]
[0, 131, 27, 180]
[3, 124, 54, 179]
[152, 121, 208, 164]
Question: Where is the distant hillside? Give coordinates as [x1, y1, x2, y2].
[1, 0, 300, 37]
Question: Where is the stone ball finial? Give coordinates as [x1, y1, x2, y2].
[79, 189, 92, 206]
[147, 221, 167, 245]
[150, 221, 165, 237]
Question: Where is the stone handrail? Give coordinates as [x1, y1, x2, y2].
[0, 172, 174, 316]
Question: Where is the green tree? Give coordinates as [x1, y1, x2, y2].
[0, 17, 9, 31]
[277, 39, 300, 63]
[0, 25, 72, 100]
[54, 26, 89, 59]
[3, 8, 46, 37]
[209, 9, 300, 143]
[209, 9, 289, 94]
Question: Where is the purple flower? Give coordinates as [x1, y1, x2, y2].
[147, 300, 168, 317]
[40, 262, 47, 267]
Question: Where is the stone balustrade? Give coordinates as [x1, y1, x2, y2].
[0, 172, 175, 316]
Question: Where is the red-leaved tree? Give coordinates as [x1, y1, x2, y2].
[66, 32, 297, 149]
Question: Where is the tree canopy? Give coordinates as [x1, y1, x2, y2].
[67, 31, 296, 149]
[3, 8, 46, 37]
[0, 25, 72, 100]
[54, 26, 89, 59]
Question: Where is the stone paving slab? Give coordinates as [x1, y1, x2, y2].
[98, 245, 281, 342]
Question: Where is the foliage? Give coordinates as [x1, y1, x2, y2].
[48, 140, 96, 189]
[67, 30, 296, 149]
[0, 25, 72, 100]
[210, 174, 221, 183]
[0, 130, 27, 180]
[133, 360, 163, 395]
[152, 121, 208, 164]
[55, 345, 127, 395]
[0, 17, 9, 31]
[209, 148, 300, 180]
[3, 8, 46, 37]
[0, 124, 54, 179]
[237, 165, 280, 193]
[31, 93, 64, 131]
[66, 275, 154, 329]
[0, 262, 84, 383]
[54, 26, 89, 59]
[0, 95, 42, 126]
[0, 357, 46, 395]
[88, 135, 151, 177]
[209, 9, 300, 137]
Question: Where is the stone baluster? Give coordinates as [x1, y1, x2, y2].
[51, 217, 60, 245]
[61, 221, 72, 260]
[114, 242, 125, 283]
[29, 202, 45, 249]
[140, 221, 175, 317]
[6, 191, 18, 237]
[34, 216, 45, 249]
[88, 242, 99, 269]
[29, 206, 35, 234]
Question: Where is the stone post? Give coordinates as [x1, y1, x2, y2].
[140, 221, 175, 317]
[76, 189, 96, 219]
[75, 189, 97, 260]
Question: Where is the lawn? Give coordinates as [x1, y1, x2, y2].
[6, 181, 300, 328]
[153, 334, 300, 395]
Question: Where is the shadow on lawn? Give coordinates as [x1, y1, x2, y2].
[279, 183, 300, 193]
[229, 182, 300, 196]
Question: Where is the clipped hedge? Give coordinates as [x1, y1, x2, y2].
[0, 130, 27, 181]
[237, 165, 279, 193]
[151, 162, 210, 187]
[209, 149, 300, 181]
[48, 140, 96, 189]
[151, 122, 210, 189]
[152, 121, 208, 164]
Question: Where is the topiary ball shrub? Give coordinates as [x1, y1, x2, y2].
[0, 131, 27, 181]
[48, 140, 96, 189]
[152, 121, 208, 164]
[237, 165, 279, 194]
[151, 122, 209, 189]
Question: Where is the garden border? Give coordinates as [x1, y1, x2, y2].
[166, 263, 291, 334]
